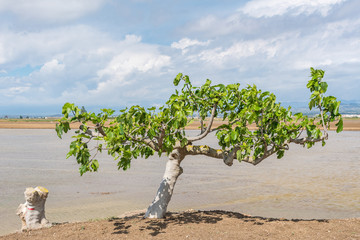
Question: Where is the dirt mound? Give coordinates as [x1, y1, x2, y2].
[2, 210, 359, 240]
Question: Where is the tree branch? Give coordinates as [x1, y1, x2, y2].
[96, 123, 107, 137]
[200, 118, 205, 133]
[210, 119, 242, 133]
[222, 145, 278, 166]
[185, 145, 224, 159]
[187, 104, 217, 142]
[185, 144, 278, 166]
[80, 125, 103, 137]
[318, 105, 328, 135]
[143, 139, 159, 151]
[125, 133, 159, 151]
[289, 134, 328, 145]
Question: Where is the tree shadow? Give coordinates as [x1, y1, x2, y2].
[112, 221, 131, 234]
[110, 210, 329, 236]
[212, 210, 329, 224]
[141, 210, 226, 236]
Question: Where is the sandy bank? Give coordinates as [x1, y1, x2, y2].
[0, 118, 359, 130]
[1, 210, 359, 240]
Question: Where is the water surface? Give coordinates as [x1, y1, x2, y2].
[0, 130, 359, 235]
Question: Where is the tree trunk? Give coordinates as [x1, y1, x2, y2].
[16, 186, 51, 231]
[145, 149, 184, 218]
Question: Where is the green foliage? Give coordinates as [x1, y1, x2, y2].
[56, 68, 342, 175]
[307, 67, 343, 133]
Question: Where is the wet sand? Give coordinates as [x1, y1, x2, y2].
[0, 129, 359, 236]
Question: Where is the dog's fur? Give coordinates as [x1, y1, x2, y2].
[16, 186, 51, 231]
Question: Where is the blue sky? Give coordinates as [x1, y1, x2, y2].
[0, 0, 359, 115]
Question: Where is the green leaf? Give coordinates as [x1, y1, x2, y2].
[91, 160, 99, 171]
[236, 150, 242, 162]
[320, 82, 328, 93]
[184, 75, 190, 84]
[79, 165, 88, 176]
[55, 123, 63, 138]
[276, 150, 285, 159]
[180, 138, 188, 147]
[230, 130, 238, 141]
[335, 118, 343, 133]
[308, 100, 314, 110]
[174, 73, 183, 86]
[333, 101, 341, 116]
[224, 134, 230, 143]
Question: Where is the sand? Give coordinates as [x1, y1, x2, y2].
[1, 210, 360, 240]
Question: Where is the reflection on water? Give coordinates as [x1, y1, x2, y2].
[0, 130, 359, 235]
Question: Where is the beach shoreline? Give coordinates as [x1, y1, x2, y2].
[0, 118, 359, 130]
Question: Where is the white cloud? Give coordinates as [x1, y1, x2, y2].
[98, 52, 170, 78]
[94, 46, 171, 95]
[124, 35, 142, 44]
[0, 0, 105, 22]
[182, 14, 248, 38]
[1, 0, 360, 111]
[171, 38, 210, 54]
[169, 14, 360, 102]
[185, 17, 360, 72]
[0, 25, 173, 107]
[40, 59, 65, 74]
[190, 38, 280, 67]
[0, 25, 111, 67]
[240, 0, 346, 18]
[287, 19, 360, 70]
[3, 86, 30, 96]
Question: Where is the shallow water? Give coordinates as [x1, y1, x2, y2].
[0, 129, 359, 235]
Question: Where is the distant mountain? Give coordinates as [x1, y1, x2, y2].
[1, 100, 359, 119]
[282, 100, 360, 116]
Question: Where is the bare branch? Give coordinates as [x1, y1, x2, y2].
[289, 134, 328, 145]
[187, 104, 217, 142]
[80, 125, 102, 137]
[96, 123, 107, 137]
[142, 138, 160, 151]
[185, 143, 279, 167]
[185, 145, 224, 159]
[318, 105, 328, 135]
[125, 133, 159, 151]
[156, 127, 166, 149]
[210, 119, 242, 133]
[200, 118, 205, 133]
[242, 146, 277, 165]
[223, 147, 238, 166]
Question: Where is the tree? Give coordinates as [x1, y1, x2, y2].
[56, 68, 343, 218]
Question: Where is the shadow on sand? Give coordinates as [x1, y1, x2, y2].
[109, 210, 329, 237]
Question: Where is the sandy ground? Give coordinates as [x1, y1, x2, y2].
[1, 210, 359, 240]
[0, 118, 359, 130]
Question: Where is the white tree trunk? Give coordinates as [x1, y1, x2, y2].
[145, 149, 184, 218]
[16, 186, 51, 231]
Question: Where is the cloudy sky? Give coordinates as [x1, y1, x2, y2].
[0, 0, 359, 115]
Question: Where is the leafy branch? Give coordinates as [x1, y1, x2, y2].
[56, 68, 343, 175]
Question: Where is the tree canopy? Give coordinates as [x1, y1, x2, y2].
[56, 68, 343, 176]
